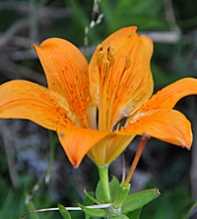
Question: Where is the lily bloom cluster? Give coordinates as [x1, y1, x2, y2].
[0, 26, 196, 167]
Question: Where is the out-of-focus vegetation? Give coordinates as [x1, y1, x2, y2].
[0, 0, 197, 218]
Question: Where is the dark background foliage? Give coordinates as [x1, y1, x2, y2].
[0, 0, 196, 218]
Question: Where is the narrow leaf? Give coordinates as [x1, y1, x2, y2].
[127, 209, 142, 219]
[79, 204, 107, 217]
[84, 191, 99, 204]
[122, 188, 160, 213]
[58, 204, 72, 219]
[27, 202, 40, 219]
[110, 177, 129, 207]
[85, 214, 90, 219]
[112, 215, 129, 219]
[186, 201, 197, 219]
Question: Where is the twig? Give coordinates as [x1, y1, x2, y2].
[35, 203, 111, 213]
[0, 55, 45, 83]
[84, 0, 103, 47]
[10, 49, 36, 61]
[121, 154, 126, 183]
[29, 0, 39, 43]
[0, 29, 181, 62]
[144, 30, 181, 43]
[190, 97, 197, 199]
[0, 4, 70, 47]
[21, 203, 111, 219]
[163, 0, 181, 39]
[124, 135, 150, 185]
[25, 171, 49, 205]
[0, 1, 71, 18]
[164, 0, 178, 27]
[0, 19, 29, 47]
[0, 122, 19, 188]
[10, 36, 32, 48]
[9, 29, 181, 62]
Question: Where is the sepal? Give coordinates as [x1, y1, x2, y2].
[110, 177, 130, 207]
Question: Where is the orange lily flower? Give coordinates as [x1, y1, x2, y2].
[0, 26, 197, 167]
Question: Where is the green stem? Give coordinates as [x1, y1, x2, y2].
[98, 166, 111, 202]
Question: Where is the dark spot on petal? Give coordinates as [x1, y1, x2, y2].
[99, 46, 103, 51]
[107, 46, 111, 52]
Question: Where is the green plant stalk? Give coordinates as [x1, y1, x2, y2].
[98, 166, 111, 202]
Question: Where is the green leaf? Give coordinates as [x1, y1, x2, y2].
[27, 202, 40, 219]
[85, 214, 90, 219]
[112, 215, 129, 219]
[122, 189, 160, 213]
[84, 191, 99, 204]
[95, 181, 107, 203]
[58, 204, 72, 219]
[79, 204, 107, 217]
[127, 209, 142, 219]
[110, 177, 130, 207]
[185, 201, 197, 219]
[68, 0, 88, 27]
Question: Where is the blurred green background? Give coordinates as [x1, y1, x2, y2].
[0, 0, 197, 218]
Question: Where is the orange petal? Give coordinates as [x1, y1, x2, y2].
[88, 134, 134, 165]
[57, 126, 112, 167]
[89, 26, 153, 130]
[0, 80, 74, 130]
[142, 78, 197, 111]
[34, 38, 90, 127]
[123, 109, 192, 148]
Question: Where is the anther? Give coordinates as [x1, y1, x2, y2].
[112, 116, 128, 132]
[106, 46, 114, 63]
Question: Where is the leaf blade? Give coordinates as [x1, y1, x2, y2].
[122, 188, 160, 213]
[58, 204, 72, 219]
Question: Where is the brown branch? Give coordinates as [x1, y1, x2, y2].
[29, 0, 39, 43]
[0, 19, 29, 47]
[124, 135, 150, 185]
[0, 121, 19, 188]
[164, 0, 178, 27]
[0, 55, 45, 84]
[0, 1, 71, 18]
[190, 97, 197, 199]
[10, 49, 36, 61]
[144, 30, 181, 43]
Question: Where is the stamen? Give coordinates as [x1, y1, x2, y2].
[112, 116, 128, 132]
[107, 46, 114, 64]
[96, 45, 105, 67]
[96, 107, 99, 129]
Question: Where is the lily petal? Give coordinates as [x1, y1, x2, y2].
[142, 78, 197, 110]
[89, 134, 134, 165]
[0, 80, 73, 130]
[58, 126, 112, 167]
[123, 109, 192, 148]
[89, 26, 153, 130]
[34, 38, 90, 127]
